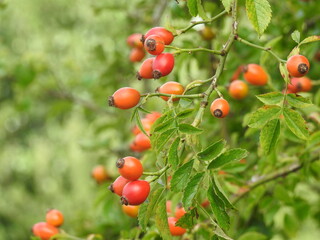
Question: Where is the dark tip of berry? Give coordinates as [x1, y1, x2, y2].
[108, 96, 115, 107]
[116, 158, 125, 168]
[108, 184, 114, 193]
[140, 35, 145, 44]
[243, 65, 248, 73]
[297, 82, 303, 91]
[214, 109, 223, 118]
[153, 70, 162, 79]
[177, 202, 183, 208]
[120, 196, 129, 205]
[136, 72, 142, 80]
[146, 39, 156, 51]
[298, 63, 309, 74]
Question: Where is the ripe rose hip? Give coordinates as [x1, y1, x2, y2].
[143, 27, 174, 45]
[288, 77, 312, 93]
[158, 81, 184, 101]
[286, 55, 310, 78]
[175, 205, 186, 219]
[46, 209, 64, 227]
[116, 156, 143, 181]
[168, 217, 186, 236]
[121, 180, 150, 205]
[152, 53, 175, 79]
[133, 132, 151, 151]
[127, 33, 144, 49]
[144, 35, 165, 55]
[129, 48, 145, 62]
[91, 165, 110, 184]
[210, 98, 230, 118]
[136, 58, 155, 80]
[122, 205, 140, 218]
[109, 87, 140, 110]
[32, 222, 59, 240]
[228, 80, 248, 100]
[243, 64, 268, 86]
[108, 176, 131, 196]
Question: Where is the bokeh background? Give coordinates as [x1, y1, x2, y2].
[0, 0, 320, 239]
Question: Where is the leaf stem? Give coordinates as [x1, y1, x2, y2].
[165, 45, 222, 55]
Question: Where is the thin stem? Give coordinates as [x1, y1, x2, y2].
[236, 36, 286, 63]
[141, 92, 205, 99]
[165, 45, 222, 55]
[311, 80, 320, 86]
[175, 10, 227, 36]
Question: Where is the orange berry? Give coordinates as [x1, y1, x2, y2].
[127, 33, 144, 49]
[46, 209, 64, 227]
[158, 81, 184, 101]
[145, 112, 161, 123]
[116, 156, 143, 181]
[91, 165, 109, 184]
[168, 217, 186, 236]
[109, 87, 140, 110]
[129, 48, 145, 62]
[32, 222, 59, 240]
[288, 77, 312, 93]
[243, 64, 268, 86]
[286, 55, 310, 78]
[210, 98, 230, 118]
[133, 133, 151, 151]
[229, 80, 248, 99]
[175, 206, 186, 219]
[122, 205, 140, 218]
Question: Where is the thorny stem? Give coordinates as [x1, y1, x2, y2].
[175, 10, 228, 36]
[165, 45, 222, 55]
[236, 36, 286, 63]
[140, 92, 205, 99]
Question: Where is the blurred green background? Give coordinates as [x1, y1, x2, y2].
[0, 0, 320, 239]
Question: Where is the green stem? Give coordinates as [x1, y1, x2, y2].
[175, 10, 227, 36]
[141, 92, 205, 99]
[165, 45, 222, 55]
[236, 36, 286, 63]
[311, 80, 320, 86]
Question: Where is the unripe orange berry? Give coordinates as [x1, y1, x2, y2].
[286, 55, 310, 77]
[168, 217, 186, 236]
[91, 165, 110, 184]
[243, 64, 268, 86]
[109, 87, 140, 110]
[122, 205, 140, 218]
[129, 48, 145, 62]
[32, 222, 59, 240]
[46, 209, 64, 227]
[127, 33, 144, 49]
[158, 81, 184, 101]
[210, 98, 230, 118]
[228, 80, 248, 99]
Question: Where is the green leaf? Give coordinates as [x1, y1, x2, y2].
[248, 105, 282, 128]
[171, 160, 194, 192]
[307, 131, 320, 148]
[286, 94, 312, 108]
[283, 108, 309, 140]
[197, 139, 226, 161]
[291, 30, 300, 43]
[153, 117, 175, 133]
[260, 119, 280, 155]
[197, 0, 210, 20]
[138, 187, 165, 231]
[298, 35, 320, 46]
[176, 208, 197, 229]
[155, 198, 171, 240]
[155, 128, 177, 151]
[208, 148, 248, 169]
[256, 92, 283, 105]
[168, 138, 180, 169]
[207, 183, 230, 230]
[246, 0, 272, 36]
[279, 62, 290, 83]
[177, 109, 194, 119]
[187, 0, 198, 17]
[182, 172, 204, 209]
[135, 111, 148, 136]
[179, 123, 203, 135]
[288, 46, 300, 58]
[220, 0, 233, 12]
[238, 232, 267, 240]
[212, 175, 234, 209]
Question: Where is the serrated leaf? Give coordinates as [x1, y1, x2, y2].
[168, 138, 180, 169]
[283, 108, 309, 140]
[260, 119, 280, 155]
[299, 35, 320, 46]
[248, 105, 282, 128]
[179, 123, 203, 134]
[208, 148, 248, 169]
[220, 0, 233, 12]
[279, 62, 290, 83]
[286, 94, 312, 108]
[256, 92, 283, 105]
[155, 198, 171, 240]
[138, 106, 152, 114]
[155, 128, 177, 151]
[182, 172, 204, 209]
[138, 188, 165, 231]
[246, 0, 272, 36]
[197, 0, 210, 20]
[197, 139, 226, 161]
[153, 117, 175, 133]
[214, 227, 233, 240]
[176, 208, 197, 229]
[208, 183, 230, 230]
[171, 160, 194, 192]
[177, 109, 194, 119]
[187, 0, 198, 17]
[212, 175, 234, 209]
[291, 30, 300, 43]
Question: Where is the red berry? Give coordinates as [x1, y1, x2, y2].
[286, 55, 310, 78]
[109, 87, 140, 110]
[243, 64, 268, 86]
[121, 180, 150, 205]
[129, 48, 145, 62]
[46, 209, 64, 227]
[133, 132, 151, 151]
[127, 33, 144, 49]
[144, 35, 165, 55]
[210, 98, 230, 118]
[168, 217, 186, 236]
[32, 222, 59, 240]
[158, 81, 184, 101]
[137, 58, 155, 80]
[116, 156, 143, 181]
[109, 176, 131, 196]
[143, 27, 174, 45]
[288, 77, 312, 93]
[228, 80, 248, 100]
[152, 53, 175, 79]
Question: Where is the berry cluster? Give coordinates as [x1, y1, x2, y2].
[32, 209, 64, 240]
